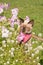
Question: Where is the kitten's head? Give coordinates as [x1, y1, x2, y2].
[18, 17, 34, 33]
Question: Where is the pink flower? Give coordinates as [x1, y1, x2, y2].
[17, 32, 25, 42]
[10, 21, 14, 27]
[17, 32, 32, 43]
[11, 15, 17, 22]
[11, 8, 19, 16]
[8, 8, 19, 27]
[0, 16, 7, 22]
[0, 3, 10, 10]
[0, 8, 3, 14]
[0, 3, 4, 9]
[8, 16, 17, 27]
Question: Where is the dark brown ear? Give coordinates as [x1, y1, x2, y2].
[28, 19, 34, 26]
[19, 17, 24, 25]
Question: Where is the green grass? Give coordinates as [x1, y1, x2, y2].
[0, 0, 43, 34]
[0, 0, 43, 65]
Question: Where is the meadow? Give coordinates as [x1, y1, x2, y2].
[0, 0, 43, 65]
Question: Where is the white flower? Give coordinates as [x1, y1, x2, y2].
[29, 57, 31, 59]
[13, 61, 15, 64]
[9, 27, 14, 31]
[16, 48, 19, 50]
[28, 47, 32, 50]
[38, 33, 42, 37]
[20, 61, 22, 63]
[35, 41, 38, 44]
[9, 32, 12, 35]
[34, 46, 43, 52]
[25, 50, 29, 53]
[2, 40, 6, 44]
[42, 43, 43, 45]
[0, 16, 7, 22]
[37, 63, 40, 65]
[2, 26, 9, 38]
[0, 8, 3, 14]
[35, 50, 39, 54]
[0, 26, 1, 28]
[16, 41, 18, 43]
[38, 46, 43, 50]
[31, 53, 34, 57]
[11, 47, 15, 52]
[9, 50, 11, 53]
[0, 47, 2, 50]
[4, 63, 6, 65]
[28, 43, 32, 47]
[6, 61, 10, 64]
[2, 43, 6, 47]
[10, 52, 14, 57]
[36, 57, 39, 60]
[7, 39, 11, 43]
[0, 54, 3, 57]
[32, 32, 35, 34]
[7, 45, 9, 47]
[15, 59, 18, 62]
[32, 41, 35, 44]
[33, 60, 36, 63]
[11, 40, 14, 43]
[0, 47, 4, 51]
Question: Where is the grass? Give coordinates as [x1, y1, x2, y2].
[0, 0, 43, 65]
[0, 0, 43, 34]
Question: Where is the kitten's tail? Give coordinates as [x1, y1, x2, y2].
[32, 34, 43, 41]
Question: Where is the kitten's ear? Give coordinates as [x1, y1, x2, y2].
[28, 19, 34, 26]
[18, 17, 24, 25]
